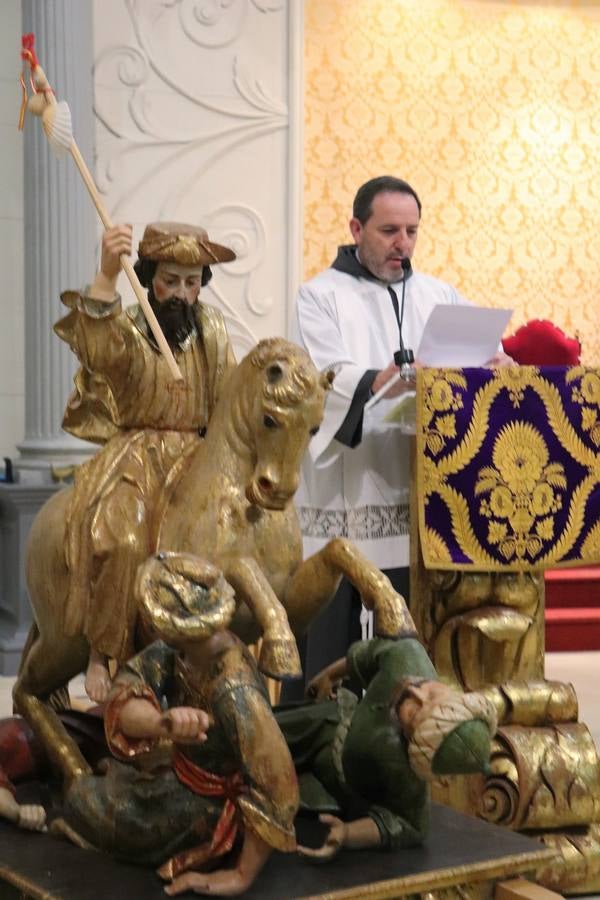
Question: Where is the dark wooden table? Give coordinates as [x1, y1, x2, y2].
[0, 803, 554, 899]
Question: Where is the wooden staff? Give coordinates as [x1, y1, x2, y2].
[19, 33, 184, 382]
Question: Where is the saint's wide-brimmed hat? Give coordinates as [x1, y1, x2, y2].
[138, 221, 236, 267]
[135, 552, 236, 644]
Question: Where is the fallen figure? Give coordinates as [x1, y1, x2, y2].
[3, 553, 299, 897]
[0, 557, 497, 896]
[276, 635, 498, 860]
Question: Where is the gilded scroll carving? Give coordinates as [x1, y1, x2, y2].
[480, 680, 578, 728]
[480, 724, 600, 831]
[536, 824, 600, 894]
[426, 571, 543, 690]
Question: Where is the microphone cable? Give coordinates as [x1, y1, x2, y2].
[389, 258, 414, 367]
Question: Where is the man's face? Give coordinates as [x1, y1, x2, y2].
[349, 191, 420, 284]
[396, 679, 456, 737]
[152, 262, 203, 306]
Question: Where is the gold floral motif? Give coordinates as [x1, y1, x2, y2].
[422, 370, 466, 457]
[568, 370, 600, 447]
[418, 369, 599, 570]
[493, 366, 537, 408]
[475, 422, 566, 562]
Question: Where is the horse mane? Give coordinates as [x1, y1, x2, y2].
[248, 337, 326, 407]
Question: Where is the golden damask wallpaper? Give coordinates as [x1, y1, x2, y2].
[303, 0, 600, 363]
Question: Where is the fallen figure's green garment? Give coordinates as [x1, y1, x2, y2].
[276, 636, 492, 850]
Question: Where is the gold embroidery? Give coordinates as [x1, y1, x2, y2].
[475, 423, 566, 563]
[421, 370, 465, 457]
[568, 369, 600, 448]
[424, 528, 452, 564]
[417, 367, 600, 570]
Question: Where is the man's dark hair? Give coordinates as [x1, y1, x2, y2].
[353, 176, 422, 224]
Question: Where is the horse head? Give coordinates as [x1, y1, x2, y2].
[239, 338, 334, 511]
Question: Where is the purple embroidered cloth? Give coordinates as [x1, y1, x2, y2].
[416, 366, 600, 570]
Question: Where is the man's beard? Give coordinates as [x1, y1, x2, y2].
[148, 288, 197, 350]
[358, 245, 405, 285]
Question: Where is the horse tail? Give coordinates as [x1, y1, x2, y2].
[17, 622, 38, 676]
[15, 622, 71, 713]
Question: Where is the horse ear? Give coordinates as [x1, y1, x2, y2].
[321, 369, 335, 390]
[267, 363, 284, 383]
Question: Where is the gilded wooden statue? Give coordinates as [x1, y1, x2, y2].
[1, 553, 500, 896]
[14, 224, 410, 785]
[33, 222, 237, 703]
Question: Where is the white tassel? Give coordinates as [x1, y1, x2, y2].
[42, 101, 72, 157]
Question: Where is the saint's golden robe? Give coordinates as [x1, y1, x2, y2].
[54, 292, 235, 661]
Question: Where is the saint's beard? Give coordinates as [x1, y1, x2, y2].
[147, 287, 197, 349]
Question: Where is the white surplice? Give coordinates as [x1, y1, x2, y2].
[292, 265, 469, 570]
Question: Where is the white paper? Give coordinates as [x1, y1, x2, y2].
[417, 305, 512, 367]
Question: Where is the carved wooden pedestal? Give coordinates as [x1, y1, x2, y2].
[410, 541, 600, 894]
[407, 364, 600, 893]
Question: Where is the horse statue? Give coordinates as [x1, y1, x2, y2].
[14, 338, 410, 783]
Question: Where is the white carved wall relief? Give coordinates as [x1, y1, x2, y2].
[93, 0, 298, 356]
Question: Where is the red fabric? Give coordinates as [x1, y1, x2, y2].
[0, 717, 45, 795]
[157, 749, 246, 881]
[502, 319, 581, 365]
[104, 683, 163, 760]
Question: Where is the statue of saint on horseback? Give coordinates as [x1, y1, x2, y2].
[14, 222, 411, 786]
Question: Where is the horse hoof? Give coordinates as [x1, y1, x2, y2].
[375, 596, 417, 638]
[258, 638, 302, 680]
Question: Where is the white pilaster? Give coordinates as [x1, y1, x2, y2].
[18, 0, 97, 482]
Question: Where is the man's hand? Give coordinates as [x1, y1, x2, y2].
[297, 813, 346, 863]
[164, 868, 252, 896]
[87, 224, 133, 302]
[487, 350, 515, 367]
[160, 707, 211, 743]
[305, 671, 341, 702]
[100, 224, 133, 281]
[371, 359, 418, 399]
[298, 814, 383, 861]
[17, 804, 47, 832]
[371, 361, 403, 398]
[0, 787, 46, 833]
[305, 657, 347, 702]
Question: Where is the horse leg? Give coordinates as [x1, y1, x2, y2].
[283, 537, 416, 638]
[13, 631, 92, 788]
[224, 556, 302, 679]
